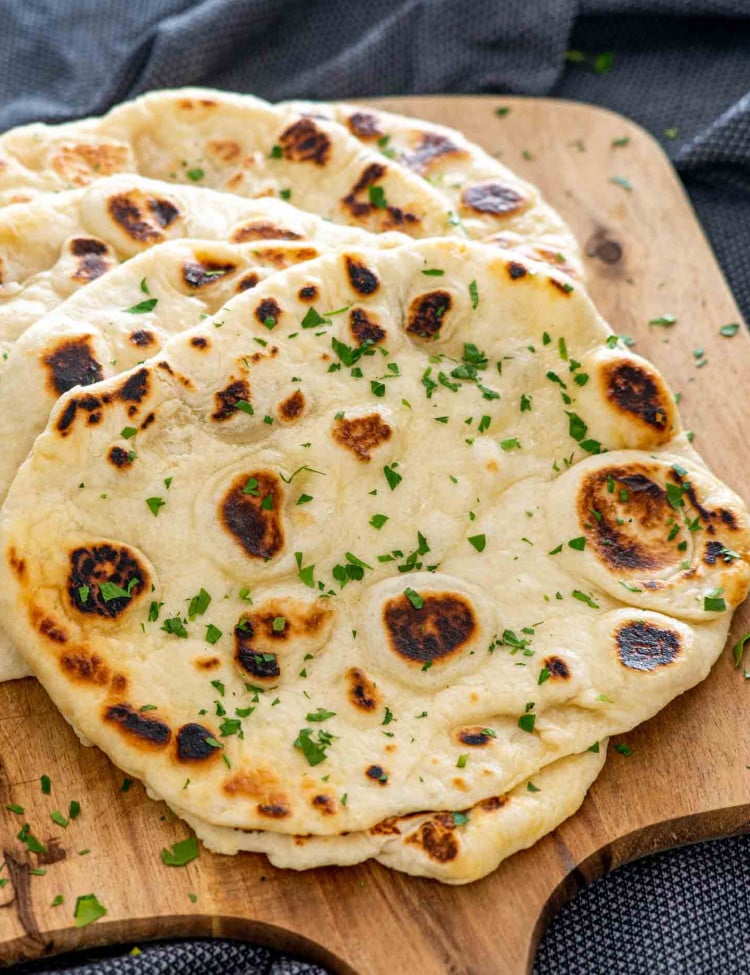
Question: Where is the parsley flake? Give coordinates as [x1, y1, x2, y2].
[720, 323, 740, 337]
[74, 893, 107, 928]
[383, 464, 402, 490]
[146, 496, 166, 517]
[124, 298, 158, 314]
[161, 836, 200, 867]
[368, 185, 387, 209]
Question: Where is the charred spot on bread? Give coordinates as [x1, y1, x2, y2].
[104, 703, 171, 748]
[68, 543, 146, 618]
[406, 291, 451, 339]
[383, 593, 476, 666]
[279, 117, 331, 165]
[347, 667, 380, 711]
[176, 723, 221, 762]
[212, 379, 251, 421]
[220, 471, 284, 560]
[332, 413, 392, 462]
[616, 620, 681, 671]
[462, 183, 526, 216]
[43, 337, 103, 396]
[345, 256, 379, 295]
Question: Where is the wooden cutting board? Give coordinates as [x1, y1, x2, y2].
[1, 95, 748, 974]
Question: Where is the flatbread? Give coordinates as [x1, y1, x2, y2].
[0, 173, 407, 367]
[0, 88, 581, 273]
[283, 100, 582, 278]
[176, 745, 607, 883]
[0, 237, 605, 878]
[0, 235, 411, 682]
[1, 239, 746, 861]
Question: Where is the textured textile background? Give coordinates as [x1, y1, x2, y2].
[2, 2, 749, 973]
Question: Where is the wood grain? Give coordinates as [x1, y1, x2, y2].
[1, 95, 748, 974]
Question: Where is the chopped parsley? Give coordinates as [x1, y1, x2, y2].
[161, 836, 199, 867]
[517, 711, 536, 734]
[467, 534, 486, 552]
[572, 589, 599, 608]
[720, 323, 740, 337]
[301, 307, 330, 329]
[295, 552, 316, 588]
[74, 893, 107, 928]
[306, 707, 336, 722]
[368, 185, 387, 209]
[188, 588, 211, 619]
[383, 464, 402, 490]
[161, 615, 188, 638]
[500, 437, 521, 451]
[100, 578, 138, 602]
[704, 589, 726, 613]
[333, 551, 373, 587]
[124, 298, 158, 314]
[146, 496, 166, 517]
[404, 587, 424, 609]
[205, 623, 222, 645]
[649, 315, 677, 327]
[369, 513, 389, 530]
[17, 823, 46, 854]
[294, 727, 334, 766]
[610, 175, 632, 191]
[733, 632, 750, 668]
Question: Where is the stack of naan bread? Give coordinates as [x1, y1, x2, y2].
[0, 89, 746, 883]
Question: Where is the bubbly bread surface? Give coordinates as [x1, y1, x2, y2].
[1, 239, 746, 860]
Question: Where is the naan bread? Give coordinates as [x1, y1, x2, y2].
[0, 233, 605, 877]
[1, 240, 746, 855]
[0, 235, 410, 682]
[0, 174, 408, 366]
[283, 100, 582, 278]
[176, 745, 606, 883]
[0, 88, 581, 273]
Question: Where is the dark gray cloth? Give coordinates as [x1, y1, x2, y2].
[1, 0, 749, 322]
[2, 2, 749, 973]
